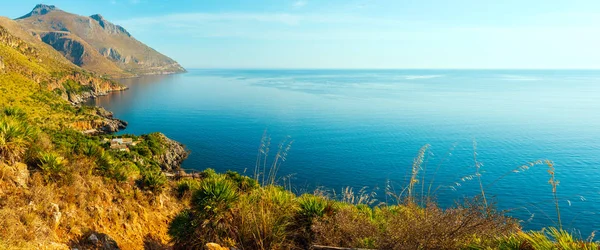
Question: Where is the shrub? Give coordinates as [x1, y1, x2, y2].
[2, 107, 27, 120]
[234, 186, 298, 249]
[0, 116, 36, 164]
[298, 194, 328, 219]
[191, 176, 239, 216]
[312, 206, 380, 248]
[169, 176, 239, 248]
[138, 167, 167, 193]
[37, 152, 66, 182]
[112, 161, 140, 182]
[175, 179, 201, 199]
[200, 168, 217, 179]
[226, 170, 259, 192]
[168, 210, 197, 248]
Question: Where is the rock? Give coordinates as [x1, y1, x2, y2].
[13, 163, 29, 187]
[88, 107, 127, 134]
[206, 243, 231, 250]
[90, 14, 131, 37]
[17, 4, 58, 19]
[80, 232, 120, 250]
[88, 234, 99, 244]
[99, 117, 127, 133]
[51, 203, 61, 229]
[153, 133, 189, 172]
[40, 32, 86, 66]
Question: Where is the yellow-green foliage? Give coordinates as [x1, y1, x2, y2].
[479, 228, 600, 250]
[0, 103, 187, 249]
[168, 171, 524, 250]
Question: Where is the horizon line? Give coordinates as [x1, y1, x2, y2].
[182, 67, 600, 71]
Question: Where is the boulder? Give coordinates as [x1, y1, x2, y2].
[71, 232, 120, 250]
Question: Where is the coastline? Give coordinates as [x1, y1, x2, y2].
[83, 70, 191, 172]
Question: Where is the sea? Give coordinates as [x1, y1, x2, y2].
[87, 69, 600, 235]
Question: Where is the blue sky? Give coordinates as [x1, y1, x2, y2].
[3, 0, 600, 69]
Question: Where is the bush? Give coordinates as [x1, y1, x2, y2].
[0, 116, 36, 164]
[312, 199, 519, 249]
[175, 179, 201, 199]
[226, 170, 259, 192]
[191, 176, 239, 216]
[169, 176, 239, 248]
[138, 167, 167, 193]
[298, 194, 328, 219]
[37, 152, 66, 182]
[112, 161, 140, 182]
[312, 206, 380, 249]
[168, 210, 197, 248]
[234, 186, 298, 249]
[2, 107, 27, 120]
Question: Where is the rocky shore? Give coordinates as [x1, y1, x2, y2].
[152, 133, 189, 172]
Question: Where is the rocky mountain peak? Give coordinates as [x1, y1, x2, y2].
[90, 14, 131, 37]
[17, 4, 58, 19]
[89, 14, 105, 22]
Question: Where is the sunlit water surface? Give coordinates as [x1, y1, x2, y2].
[88, 69, 600, 234]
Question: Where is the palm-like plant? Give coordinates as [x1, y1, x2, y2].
[38, 152, 66, 181]
[0, 117, 36, 165]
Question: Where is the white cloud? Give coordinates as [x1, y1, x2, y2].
[292, 1, 307, 8]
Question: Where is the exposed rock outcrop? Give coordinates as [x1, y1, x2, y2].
[154, 133, 189, 172]
[40, 32, 85, 65]
[70, 232, 120, 250]
[17, 4, 57, 19]
[90, 14, 131, 37]
[78, 107, 128, 135]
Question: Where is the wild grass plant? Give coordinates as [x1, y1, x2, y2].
[167, 135, 600, 250]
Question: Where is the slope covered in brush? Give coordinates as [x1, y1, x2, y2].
[0, 15, 190, 248]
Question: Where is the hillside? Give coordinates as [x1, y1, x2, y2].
[0, 14, 189, 248]
[15, 4, 185, 78]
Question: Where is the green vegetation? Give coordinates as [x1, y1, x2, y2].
[62, 79, 92, 95]
[163, 140, 600, 250]
[0, 23, 185, 248]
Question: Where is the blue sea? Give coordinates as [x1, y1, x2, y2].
[88, 69, 600, 235]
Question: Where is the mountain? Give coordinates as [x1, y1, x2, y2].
[15, 4, 185, 77]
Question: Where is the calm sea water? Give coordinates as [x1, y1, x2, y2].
[88, 69, 600, 234]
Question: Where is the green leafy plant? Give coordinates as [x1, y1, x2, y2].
[38, 152, 66, 181]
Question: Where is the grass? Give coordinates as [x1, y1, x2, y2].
[164, 135, 600, 250]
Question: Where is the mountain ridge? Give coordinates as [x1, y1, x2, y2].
[14, 4, 185, 78]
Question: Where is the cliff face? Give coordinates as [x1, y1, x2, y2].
[40, 32, 85, 65]
[153, 133, 189, 172]
[50, 72, 128, 104]
[16, 4, 186, 77]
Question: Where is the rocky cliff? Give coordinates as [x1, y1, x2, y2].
[153, 133, 189, 172]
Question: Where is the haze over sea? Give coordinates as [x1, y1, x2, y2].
[88, 69, 600, 234]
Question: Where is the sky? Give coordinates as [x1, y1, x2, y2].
[2, 0, 600, 69]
